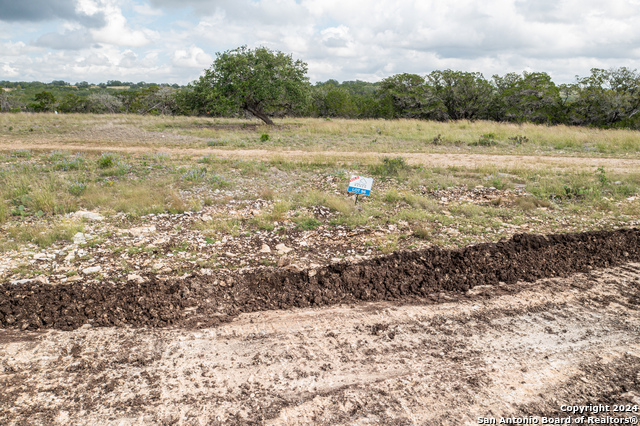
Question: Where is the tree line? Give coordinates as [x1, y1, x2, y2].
[2, 46, 640, 129]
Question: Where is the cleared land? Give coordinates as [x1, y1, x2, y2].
[1, 114, 640, 424]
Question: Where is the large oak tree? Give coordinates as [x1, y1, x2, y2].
[193, 46, 309, 125]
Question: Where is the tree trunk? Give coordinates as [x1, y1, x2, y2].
[245, 105, 274, 125]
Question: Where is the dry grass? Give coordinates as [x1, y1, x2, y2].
[1, 114, 639, 157]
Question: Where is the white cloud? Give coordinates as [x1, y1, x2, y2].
[172, 46, 213, 68]
[89, 1, 157, 47]
[2, 64, 19, 77]
[2, 0, 640, 84]
[133, 3, 164, 16]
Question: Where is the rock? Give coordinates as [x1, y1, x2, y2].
[10, 278, 36, 285]
[67, 275, 82, 282]
[201, 215, 213, 222]
[34, 275, 49, 284]
[127, 274, 144, 284]
[127, 226, 156, 237]
[65, 252, 76, 262]
[277, 255, 292, 267]
[260, 244, 271, 254]
[200, 268, 213, 276]
[33, 253, 48, 261]
[73, 232, 87, 245]
[283, 264, 301, 272]
[82, 266, 101, 275]
[225, 252, 237, 257]
[74, 211, 104, 221]
[276, 243, 293, 255]
[622, 391, 640, 405]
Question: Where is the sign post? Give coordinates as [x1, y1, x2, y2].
[348, 175, 373, 204]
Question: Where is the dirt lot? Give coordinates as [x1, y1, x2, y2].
[2, 116, 640, 424]
[2, 230, 640, 425]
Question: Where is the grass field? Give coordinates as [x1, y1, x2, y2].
[2, 113, 640, 155]
[0, 113, 639, 277]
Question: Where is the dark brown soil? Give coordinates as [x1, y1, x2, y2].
[2, 228, 640, 331]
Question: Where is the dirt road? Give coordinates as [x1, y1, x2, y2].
[2, 140, 640, 173]
[1, 263, 640, 425]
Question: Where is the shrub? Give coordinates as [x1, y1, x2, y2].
[97, 152, 119, 168]
[68, 182, 88, 196]
[371, 156, 408, 176]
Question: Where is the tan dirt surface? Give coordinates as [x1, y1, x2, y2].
[2, 141, 640, 173]
[2, 262, 640, 425]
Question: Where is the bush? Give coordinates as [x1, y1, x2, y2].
[68, 182, 88, 196]
[371, 156, 408, 176]
[97, 152, 119, 168]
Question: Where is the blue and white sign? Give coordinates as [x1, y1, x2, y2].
[348, 175, 374, 196]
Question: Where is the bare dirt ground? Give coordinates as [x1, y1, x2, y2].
[2, 123, 640, 424]
[1, 261, 640, 425]
[3, 140, 640, 173]
[2, 230, 640, 425]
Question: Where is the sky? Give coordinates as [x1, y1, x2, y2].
[1, 0, 640, 85]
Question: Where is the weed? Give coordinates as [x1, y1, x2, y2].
[414, 227, 431, 240]
[260, 133, 270, 142]
[53, 155, 86, 171]
[198, 154, 217, 165]
[384, 190, 402, 204]
[0, 200, 8, 223]
[207, 140, 227, 147]
[68, 182, 88, 196]
[294, 216, 322, 230]
[371, 157, 408, 176]
[11, 150, 32, 159]
[5, 221, 83, 248]
[509, 135, 530, 145]
[259, 188, 275, 200]
[471, 134, 498, 147]
[268, 201, 292, 221]
[97, 152, 119, 168]
[181, 167, 208, 182]
[596, 166, 608, 187]
[515, 196, 551, 211]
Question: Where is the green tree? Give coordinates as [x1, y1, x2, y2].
[0, 88, 11, 112]
[58, 93, 89, 113]
[310, 83, 357, 117]
[426, 70, 493, 120]
[568, 67, 640, 127]
[192, 46, 309, 125]
[30, 91, 56, 112]
[491, 71, 561, 123]
[376, 73, 432, 119]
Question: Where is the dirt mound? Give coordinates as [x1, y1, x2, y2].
[2, 229, 640, 331]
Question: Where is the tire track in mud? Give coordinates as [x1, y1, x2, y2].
[2, 228, 640, 331]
